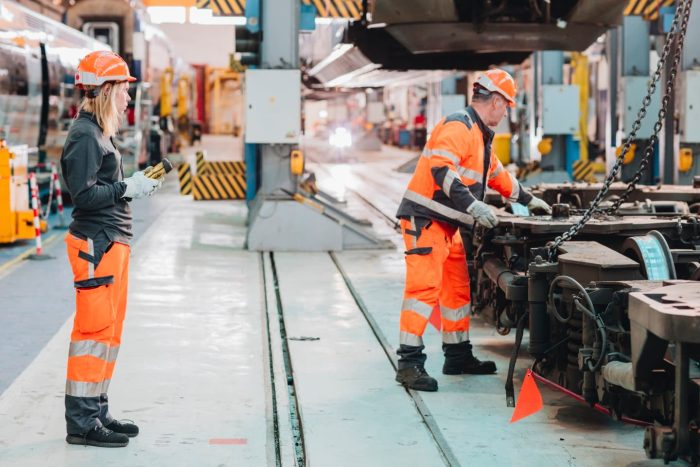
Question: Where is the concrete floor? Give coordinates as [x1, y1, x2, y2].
[0, 135, 683, 466]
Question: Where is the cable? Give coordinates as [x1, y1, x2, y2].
[574, 299, 608, 373]
[547, 275, 594, 323]
[547, 275, 608, 371]
[538, 335, 571, 360]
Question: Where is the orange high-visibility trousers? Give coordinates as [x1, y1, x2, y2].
[65, 233, 129, 433]
[399, 217, 471, 347]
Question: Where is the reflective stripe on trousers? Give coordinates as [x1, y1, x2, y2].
[399, 218, 471, 346]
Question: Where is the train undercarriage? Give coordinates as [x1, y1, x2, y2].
[468, 183, 700, 464]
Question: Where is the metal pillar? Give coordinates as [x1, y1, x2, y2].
[244, 143, 258, 203]
[245, 0, 390, 251]
[541, 51, 564, 84]
[622, 16, 650, 76]
[527, 51, 539, 165]
[605, 28, 620, 176]
[662, 35, 678, 185]
[678, 3, 700, 185]
[619, 15, 660, 184]
[682, 2, 700, 70]
[528, 51, 578, 184]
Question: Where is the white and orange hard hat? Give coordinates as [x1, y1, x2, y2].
[474, 69, 517, 108]
[74, 51, 136, 89]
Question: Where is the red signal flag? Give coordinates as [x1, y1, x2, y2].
[510, 369, 544, 423]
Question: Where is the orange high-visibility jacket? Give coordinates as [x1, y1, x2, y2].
[397, 106, 532, 227]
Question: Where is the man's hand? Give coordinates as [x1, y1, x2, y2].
[122, 171, 160, 199]
[467, 200, 499, 228]
[527, 196, 552, 214]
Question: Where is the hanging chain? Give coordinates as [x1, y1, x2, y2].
[546, 0, 693, 261]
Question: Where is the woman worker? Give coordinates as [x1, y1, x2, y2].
[61, 51, 162, 447]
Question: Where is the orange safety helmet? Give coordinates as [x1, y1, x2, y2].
[474, 69, 517, 108]
[74, 51, 136, 91]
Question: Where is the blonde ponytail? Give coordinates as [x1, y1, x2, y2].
[78, 81, 127, 137]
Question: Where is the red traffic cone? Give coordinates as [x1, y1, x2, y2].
[429, 306, 441, 331]
[510, 369, 543, 423]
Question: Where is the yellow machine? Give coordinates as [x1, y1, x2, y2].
[0, 142, 40, 243]
[177, 75, 190, 120]
[207, 68, 241, 135]
[177, 75, 192, 144]
[160, 67, 174, 118]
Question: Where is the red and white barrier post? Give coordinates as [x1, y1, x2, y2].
[28, 172, 51, 260]
[52, 163, 67, 228]
[30, 172, 43, 254]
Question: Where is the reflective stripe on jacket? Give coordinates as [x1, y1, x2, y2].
[396, 106, 532, 228]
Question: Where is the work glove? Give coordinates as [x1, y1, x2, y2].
[527, 196, 552, 215]
[122, 171, 160, 199]
[148, 177, 164, 197]
[467, 200, 499, 229]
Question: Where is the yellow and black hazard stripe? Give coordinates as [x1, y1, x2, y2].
[192, 174, 247, 200]
[625, 0, 675, 20]
[572, 160, 597, 183]
[213, 0, 245, 16]
[196, 151, 208, 175]
[302, 0, 362, 19]
[179, 163, 192, 195]
[205, 161, 246, 176]
[197, 0, 361, 19]
[195, 0, 244, 16]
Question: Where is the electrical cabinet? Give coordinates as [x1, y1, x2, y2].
[620, 76, 661, 140]
[542, 85, 579, 135]
[679, 70, 700, 143]
[245, 69, 301, 144]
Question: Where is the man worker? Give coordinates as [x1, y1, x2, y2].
[395, 69, 551, 392]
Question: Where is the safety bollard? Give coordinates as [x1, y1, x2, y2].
[52, 163, 67, 229]
[39, 167, 54, 220]
[27, 172, 52, 260]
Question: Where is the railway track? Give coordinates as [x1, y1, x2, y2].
[261, 248, 460, 466]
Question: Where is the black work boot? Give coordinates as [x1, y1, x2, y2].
[97, 393, 138, 437]
[442, 341, 497, 375]
[396, 344, 438, 391]
[105, 419, 139, 437]
[66, 425, 129, 447]
[396, 366, 438, 392]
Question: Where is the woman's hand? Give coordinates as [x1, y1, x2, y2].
[123, 171, 161, 199]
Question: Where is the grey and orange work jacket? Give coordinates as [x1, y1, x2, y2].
[396, 106, 532, 228]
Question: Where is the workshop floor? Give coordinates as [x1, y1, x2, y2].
[0, 135, 673, 466]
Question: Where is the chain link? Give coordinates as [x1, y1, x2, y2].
[546, 0, 693, 261]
